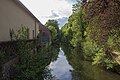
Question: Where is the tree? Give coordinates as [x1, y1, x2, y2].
[45, 20, 59, 32]
[45, 20, 60, 44]
[48, 26, 57, 42]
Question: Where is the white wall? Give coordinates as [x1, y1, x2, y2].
[0, 0, 39, 41]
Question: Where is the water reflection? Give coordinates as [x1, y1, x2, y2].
[44, 46, 120, 80]
[48, 48, 73, 80]
[62, 46, 120, 80]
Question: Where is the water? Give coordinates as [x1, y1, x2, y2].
[45, 47, 120, 80]
[48, 48, 73, 80]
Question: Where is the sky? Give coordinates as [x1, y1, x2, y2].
[20, 0, 77, 28]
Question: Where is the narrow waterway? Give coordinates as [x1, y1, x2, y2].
[48, 48, 73, 80]
[45, 47, 120, 80]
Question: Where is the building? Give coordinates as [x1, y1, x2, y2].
[0, 0, 51, 79]
[0, 0, 51, 43]
[38, 22, 51, 45]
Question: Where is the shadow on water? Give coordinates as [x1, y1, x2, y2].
[44, 45, 120, 80]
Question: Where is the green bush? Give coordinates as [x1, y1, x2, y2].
[0, 53, 5, 62]
[12, 26, 51, 80]
[83, 27, 118, 69]
[107, 28, 120, 52]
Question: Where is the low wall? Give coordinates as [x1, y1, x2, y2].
[2, 57, 18, 80]
[0, 39, 35, 80]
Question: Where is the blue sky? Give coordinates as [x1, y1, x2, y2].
[20, 0, 77, 28]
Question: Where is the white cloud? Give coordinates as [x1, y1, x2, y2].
[57, 17, 68, 28]
[20, 0, 76, 25]
[44, 10, 59, 18]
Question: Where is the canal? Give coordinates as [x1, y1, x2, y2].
[44, 46, 120, 80]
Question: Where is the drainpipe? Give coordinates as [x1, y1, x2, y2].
[33, 30, 34, 39]
[35, 21, 37, 39]
[34, 20, 37, 54]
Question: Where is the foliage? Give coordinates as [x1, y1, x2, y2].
[83, 27, 117, 69]
[83, 0, 120, 70]
[0, 52, 5, 72]
[92, 51, 105, 65]
[45, 20, 60, 44]
[61, 6, 87, 47]
[61, 0, 120, 71]
[50, 46, 60, 62]
[107, 27, 120, 52]
[45, 20, 59, 32]
[47, 26, 57, 42]
[72, 0, 81, 13]
[12, 26, 51, 80]
[62, 45, 120, 80]
[0, 53, 5, 63]
[84, 0, 120, 46]
[61, 26, 73, 45]
[12, 25, 29, 40]
[42, 68, 56, 80]
[92, 50, 117, 69]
